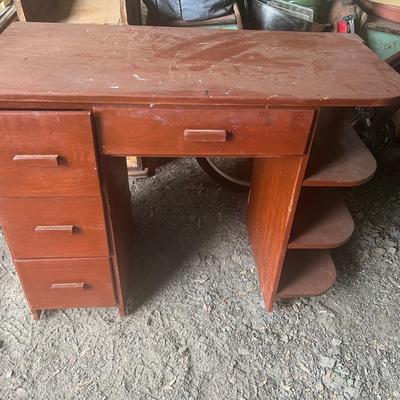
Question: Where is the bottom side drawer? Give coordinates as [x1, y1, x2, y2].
[15, 258, 116, 310]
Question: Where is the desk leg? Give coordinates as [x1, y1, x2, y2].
[246, 156, 307, 311]
[30, 309, 42, 321]
[100, 156, 134, 316]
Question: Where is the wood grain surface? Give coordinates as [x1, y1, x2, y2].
[99, 156, 134, 316]
[0, 23, 399, 107]
[0, 111, 101, 197]
[96, 107, 314, 156]
[0, 197, 109, 259]
[15, 257, 116, 310]
[304, 109, 377, 187]
[288, 188, 355, 249]
[246, 156, 307, 311]
[277, 250, 336, 299]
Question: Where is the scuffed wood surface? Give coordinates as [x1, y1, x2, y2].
[0, 22, 399, 106]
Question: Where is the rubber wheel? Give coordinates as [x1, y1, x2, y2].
[196, 157, 252, 192]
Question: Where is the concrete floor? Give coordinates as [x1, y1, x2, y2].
[0, 146, 399, 400]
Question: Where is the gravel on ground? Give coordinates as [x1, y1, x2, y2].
[0, 145, 399, 400]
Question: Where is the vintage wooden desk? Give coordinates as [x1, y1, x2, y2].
[0, 23, 399, 319]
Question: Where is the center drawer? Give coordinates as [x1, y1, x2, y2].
[96, 107, 315, 157]
[15, 257, 116, 310]
[0, 197, 109, 259]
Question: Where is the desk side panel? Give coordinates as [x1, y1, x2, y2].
[99, 156, 134, 315]
[246, 156, 307, 311]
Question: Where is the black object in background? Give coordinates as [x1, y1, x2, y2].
[143, 0, 234, 22]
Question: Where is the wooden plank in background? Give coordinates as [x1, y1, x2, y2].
[14, 0, 124, 24]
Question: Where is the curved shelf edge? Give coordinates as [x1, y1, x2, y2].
[277, 250, 336, 299]
[288, 188, 355, 249]
[304, 109, 377, 187]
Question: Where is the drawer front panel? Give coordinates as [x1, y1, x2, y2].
[96, 107, 315, 156]
[0, 111, 100, 197]
[16, 258, 116, 310]
[0, 197, 109, 259]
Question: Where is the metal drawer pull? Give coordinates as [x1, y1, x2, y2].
[184, 129, 228, 143]
[35, 225, 75, 234]
[13, 154, 61, 167]
[51, 283, 85, 290]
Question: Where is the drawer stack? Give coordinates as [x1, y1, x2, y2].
[0, 111, 116, 319]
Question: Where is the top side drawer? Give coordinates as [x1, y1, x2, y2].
[0, 111, 100, 197]
[96, 107, 315, 157]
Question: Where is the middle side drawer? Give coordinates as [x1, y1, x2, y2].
[0, 197, 109, 259]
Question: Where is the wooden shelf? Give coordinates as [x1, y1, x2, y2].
[277, 250, 336, 299]
[16, 0, 123, 24]
[289, 188, 354, 249]
[304, 109, 377, 187]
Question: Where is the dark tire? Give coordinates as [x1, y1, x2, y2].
[196, 157, 252, 192]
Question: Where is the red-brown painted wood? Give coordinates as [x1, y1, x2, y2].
[304, 109, 377, 187]
[0, 111, 101, 197]
[12, 154, 61, 167]
[277, 250, 336, 299]
[15, 257, 116, 310]
[184, 129, 228, 143]
[0, 23, 399, 107]
[35, 225, 75, 234]
[51, 282, 85, 290]
[99, 156, 134, 316]
[0, 197, 109, 259]
[96, 107, 314, 157]
[0, 22, 396, 316]
[289, 188, 355, 249]
[246, 156, 308, 311]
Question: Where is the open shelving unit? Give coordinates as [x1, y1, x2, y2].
[276, 108, 377, 301]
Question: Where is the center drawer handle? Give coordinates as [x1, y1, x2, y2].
[13, 154, 61, 167]
[51, 283, 85, 290]
[184, 129, 228, 143]
[35, 225, 76, 234]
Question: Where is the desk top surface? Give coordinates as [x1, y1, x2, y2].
[1, 22, 400, 107]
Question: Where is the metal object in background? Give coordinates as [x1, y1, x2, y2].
[284, 0, 321, 20]
[0, 1, 15, 33]
[353, 52, 400, 150]
[266, 0, 314, 21]
[248, 0, 328, 31]
[353, 107, 396, 150]
[196, 157, 252, 191]
[344, 15, 356, 33]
